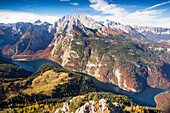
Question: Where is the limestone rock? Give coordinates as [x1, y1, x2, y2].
[55, 102, 69, 113]
[75, 98, 125, 113]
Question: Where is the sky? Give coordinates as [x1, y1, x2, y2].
[0, 0, 170, 28]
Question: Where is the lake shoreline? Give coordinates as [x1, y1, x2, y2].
[12, 59, 168, 107]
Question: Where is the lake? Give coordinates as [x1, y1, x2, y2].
[12, 59, 62, 72]
[12, 59, 168, 107]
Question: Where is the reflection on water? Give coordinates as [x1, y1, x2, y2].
[12, 59, 168, 107]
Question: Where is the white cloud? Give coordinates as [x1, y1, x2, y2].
[89, 0, 128, 18]
[127, 5, 136, 8]
[89, 0, 170, 28]
[0, 10, 60, 24]
[70, 3, 79, 6]
[60, 0, 70, 1]
[145, 1, 170, 10]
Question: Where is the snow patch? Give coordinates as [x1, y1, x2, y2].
[133, 26, 170, 35]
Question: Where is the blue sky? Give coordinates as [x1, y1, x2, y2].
[0, 0, 170, 28]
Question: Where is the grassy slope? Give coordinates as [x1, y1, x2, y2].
[0, 63, 163, 113]
[22, 70, 72, 95]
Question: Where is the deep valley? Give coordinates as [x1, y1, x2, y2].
[0, 14, 170, 113]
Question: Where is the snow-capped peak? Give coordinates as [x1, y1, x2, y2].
[132, 25, 170, 35]
[99, 19, 136, 33]
[48, 14, 104, 35]
[57, 14, 103, 29]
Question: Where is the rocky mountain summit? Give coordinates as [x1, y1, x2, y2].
[49, 14, 103, 33]
[133, 25, 170, 43]
[0, 14, 170, 93]
[100, 20, 148, 41]
[55, 98, 125, 113]
[1, 21, 53, 56]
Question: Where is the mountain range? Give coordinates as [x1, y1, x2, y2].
[0, 14, 169, 93]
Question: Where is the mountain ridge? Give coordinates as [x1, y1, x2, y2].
[0, 14, 169, 93]
[1, 14, 170, 43]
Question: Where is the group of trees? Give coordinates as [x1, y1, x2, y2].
[0, 93, 49, 108]
[52, 76, 98, 98]
[0, 63, 99, 112]
[0, 54, 165, 113]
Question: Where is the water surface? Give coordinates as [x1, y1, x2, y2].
[12, 59, 62, 72]
[12, 59, 168, 107]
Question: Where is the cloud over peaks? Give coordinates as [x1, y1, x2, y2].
[0, 10, 59, 24]
[89, 0, 170, 28]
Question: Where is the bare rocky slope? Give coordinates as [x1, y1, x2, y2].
[55, 98, 125, 113]
[133, 25, 170, 43]
[0, 14, 170, 92]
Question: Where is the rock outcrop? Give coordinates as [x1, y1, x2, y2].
[75, 99, 125, 113]
[100, 20, 148, 41]
[1, 14, 170, 92]
[2, 23, 53, 56]
[55, 102, 69, 113]
[133, 25, 170, 43]
[55, 98, 125, 113]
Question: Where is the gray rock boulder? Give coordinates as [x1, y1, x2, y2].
[55, 102, 69, 113]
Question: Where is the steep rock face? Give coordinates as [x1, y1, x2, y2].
[100, 21, 170, 43]
[146, 42, 170, 63]
[48, 14, 134, 41]
[55, 98, 125, 113]
[147, 62, 170, 89]
[133, 26, 170, 35]
[0, 26, 20, 49]
[1, 14, 170, 92]
[49, 32, 170, 92]
[154, 91, 170, 112]
[12, 22, 32, 35]
[100, 20, 147, 41]
[0, 22, 33, 52]
[49, 14, 103, 34]
[133, 26, 170, 42]
[47, 14, 170, 92]
[2, 24, 53, 56]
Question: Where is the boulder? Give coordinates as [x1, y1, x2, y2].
[55, 102, 69, 113]
[55, 98, 125, 113]
[75, 98, 125, 113]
